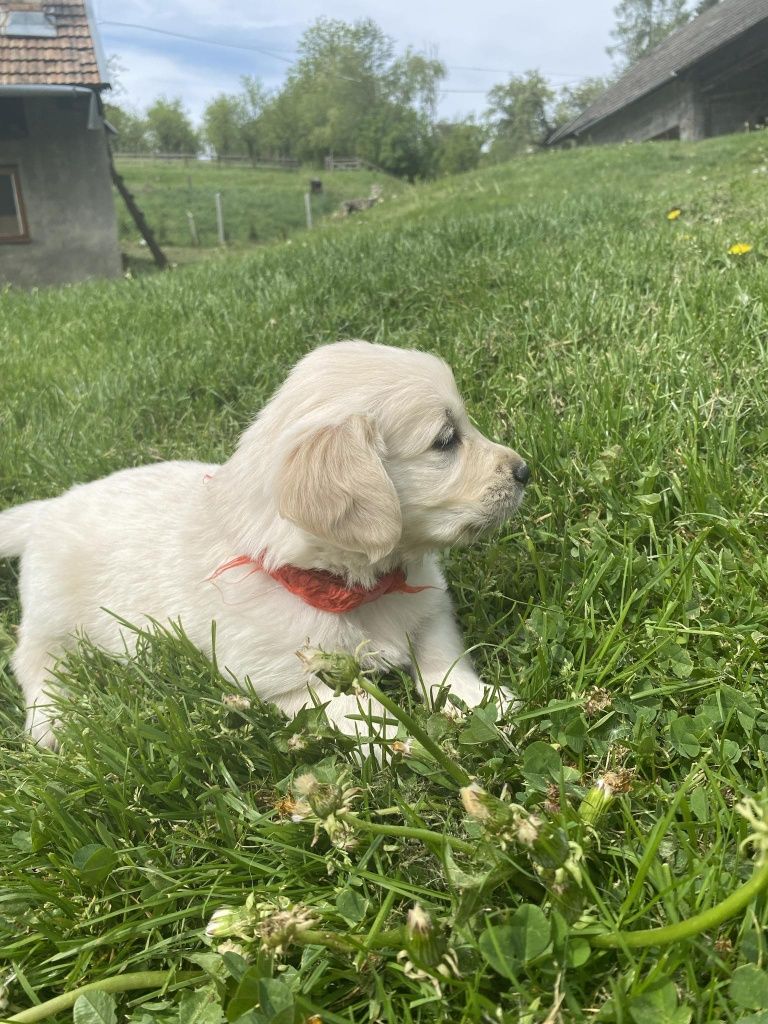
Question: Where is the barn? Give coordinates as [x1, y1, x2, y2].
[0, 0, 121, 287]
[548, 0, 768, 148]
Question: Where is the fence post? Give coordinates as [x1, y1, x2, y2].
[304, 192, 313, 230]
[186, 210, 199, 246]
[215, 192, 225, 245]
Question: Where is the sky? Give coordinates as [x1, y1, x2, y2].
[92, 0, 620, 124]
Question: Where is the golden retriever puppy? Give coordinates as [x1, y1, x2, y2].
[0, 341, 530, 748]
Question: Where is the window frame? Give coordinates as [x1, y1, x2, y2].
[0, 166, 30, 243]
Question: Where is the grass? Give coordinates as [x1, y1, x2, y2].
[2, 130, 768, 1022]
[113, 159, 401, 265]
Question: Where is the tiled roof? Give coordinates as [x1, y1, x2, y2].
[547, 0, 768, 144]
[0, 1, 105, 87]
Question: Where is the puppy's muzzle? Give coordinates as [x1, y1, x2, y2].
[512, 460, 531, 486]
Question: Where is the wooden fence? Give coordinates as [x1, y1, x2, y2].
[115, 153, 300, 169]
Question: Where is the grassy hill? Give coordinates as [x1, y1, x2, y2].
[113, 159, 401, 263]
[1, 132, 768, 1023]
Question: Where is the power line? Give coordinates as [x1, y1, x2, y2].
[98, 20, 593, 85]
[97, 20, 296, 63]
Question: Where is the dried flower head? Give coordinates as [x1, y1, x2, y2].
[514, 811, 542, 847]
[222, 693, 251, 712]
[294, 773, 319, 798]
[583, 687, 612, 718]
[407, 904, 432, 938]
[273, 795, 311, 820]
[217, 939, 247, 958]
[460, 782, 493, 823]
[296, 647, 364, 694]
[602, 769, 634, 795]
[258, 904, 318, 955]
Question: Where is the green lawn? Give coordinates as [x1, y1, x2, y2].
[2, 132, 768, 1022]
[113, 159, 401, 262]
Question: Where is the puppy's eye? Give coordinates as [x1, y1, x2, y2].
[431, 428, 460, 452]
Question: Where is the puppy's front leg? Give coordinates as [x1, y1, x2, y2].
[411, 597, 490, 710]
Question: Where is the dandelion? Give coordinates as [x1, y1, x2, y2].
[390, 739, 413, 756]
[296, 646, 365, 694]
[578, 770, 633, 826]
[728, 242, 753, 256]
[217, 939, 247, 958]
[258, 904, 319, 955]
[206, 904, 255, 939]
[460, 782, 493, 823]
[666, 207, 682, 221]
[514, 812, 542, 847]
[273, 794, 311, 820]
[736, 797, 768, 863]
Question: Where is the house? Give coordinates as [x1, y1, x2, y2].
[0, 0, 121, 287]
[547, 0, 768, 147]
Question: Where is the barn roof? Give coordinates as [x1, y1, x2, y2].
[547, 0, 768, 145]
[0, 0, 107, 88]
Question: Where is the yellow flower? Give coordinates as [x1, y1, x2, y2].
[666, 207, 682, 221]
[728, 242, 753, 255]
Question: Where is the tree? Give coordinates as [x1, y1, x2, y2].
[694, 0, 720, 11]
[552, 77, 611, 130]
[433, 119, 485, 175]
[266, 18, 445, 177]
[145, 97, 199, 155]
[485, 71, 555, 160]
[607, 0, 691, 68]
[103, 103, 150, 153]
[239, 76, 271, 162]
[203, 94, 246, 159]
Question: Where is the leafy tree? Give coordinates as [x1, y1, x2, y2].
[265, 18, 445, 177]
[238, 76, 271, 162]
[552, 77, 611, 129]
[433, 119, 485, 175]
[485, 71, 555, 160]
[202, 94, 246, 159]
[103, 103, 150, 153]
[145, 97, 199, 155]
[607, 0, 691, 68]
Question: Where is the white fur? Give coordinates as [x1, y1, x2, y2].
[0, 341, 528, 748]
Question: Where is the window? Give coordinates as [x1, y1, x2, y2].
[0, 167, 29, 242]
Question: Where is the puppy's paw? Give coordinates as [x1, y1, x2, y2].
[26, 715, 60, 751]
[430, 675, 521, 719]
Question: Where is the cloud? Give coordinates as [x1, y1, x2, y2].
[95, 0, 618, 122]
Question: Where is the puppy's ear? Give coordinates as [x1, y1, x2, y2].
[278, 414, 402, 562]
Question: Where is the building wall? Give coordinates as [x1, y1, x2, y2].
[0, 93, 122, 288]
[578, 79, 701, 145]
[567, 22, 768, 147]
[707, 64, 768, 135]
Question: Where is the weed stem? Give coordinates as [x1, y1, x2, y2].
[591, 857, 768, 949]
[352, 675, 472, 787]
[6, 972, 203, 1023]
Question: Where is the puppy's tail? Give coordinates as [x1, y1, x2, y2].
[0, 501, 45, 559]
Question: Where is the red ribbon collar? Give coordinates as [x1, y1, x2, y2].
[210, 554, 430, 614]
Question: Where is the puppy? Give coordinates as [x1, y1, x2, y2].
[0, 341, 530, 748]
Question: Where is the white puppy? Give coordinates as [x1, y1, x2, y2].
[0, 341, 530, 748]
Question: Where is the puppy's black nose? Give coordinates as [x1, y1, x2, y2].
[513, 461, 531, 486]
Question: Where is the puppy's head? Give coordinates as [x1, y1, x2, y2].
[267, 341, 529, 564]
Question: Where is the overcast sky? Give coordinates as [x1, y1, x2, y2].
[92, 0, 619, 123]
